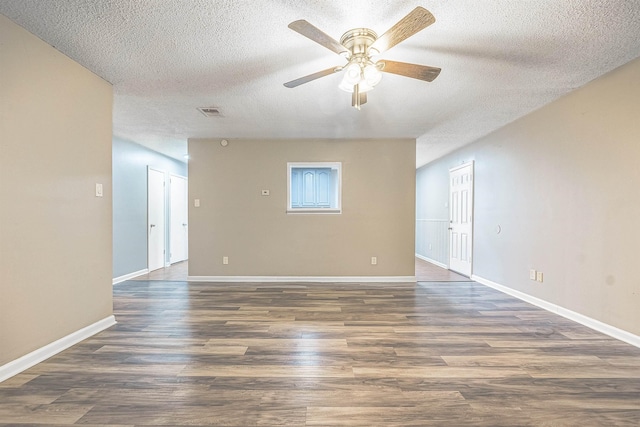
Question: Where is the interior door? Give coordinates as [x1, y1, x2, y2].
[170, 174, 188, 264]
[148, 168, 165, 272]
[449, 162, 474, 276]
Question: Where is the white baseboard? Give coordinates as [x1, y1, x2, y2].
[415, 254, 448, 269]
[0, 315, 117, 383]
[112, 269, 148, 285]
[187, 276, 417, 283]
[471, 274, 640, 349]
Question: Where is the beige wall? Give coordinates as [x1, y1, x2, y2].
[0, 16, 113, 364]
[417, 57, 640, 336]
[188, 138, 416, 277]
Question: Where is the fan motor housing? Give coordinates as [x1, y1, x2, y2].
[340, 28, 378, 56]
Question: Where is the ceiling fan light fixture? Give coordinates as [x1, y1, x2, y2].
[339, 61, 382, 93]
[339, 78, 374, 93]
[358, 80, 374, 93]
[363, 64, 382, 86]
[343, 63, 362, 85]
[338, 78, 354, 92]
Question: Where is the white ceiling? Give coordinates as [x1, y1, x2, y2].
[2, 1, 639, 167]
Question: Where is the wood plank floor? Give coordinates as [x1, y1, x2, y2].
[415, 258, 471, 282]
[133, 258, 472, 282]
[132, 260, 188, 281]
[1, 280, 639, 426]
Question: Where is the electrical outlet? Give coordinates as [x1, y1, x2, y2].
[536, 271, 544, 282]
[371, 256, 377, 265]
[194, 199, 200, 207]
[529, 269, 536, 280]
[223, 256, 229, 265]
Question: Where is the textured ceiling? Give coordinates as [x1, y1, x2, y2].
[2, 1, 639, 166]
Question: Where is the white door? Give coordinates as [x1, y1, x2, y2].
[449, 162, 474, 276]
[170, 174, 188, 264]
[148, 168, 165, 272]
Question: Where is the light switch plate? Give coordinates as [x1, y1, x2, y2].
[261, 189, 270, 196]
[95, 183, 103, 197]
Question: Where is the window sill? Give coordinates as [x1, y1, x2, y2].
[287, 208, 342, 214]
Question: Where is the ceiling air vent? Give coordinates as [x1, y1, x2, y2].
[197, 107, 222, 117]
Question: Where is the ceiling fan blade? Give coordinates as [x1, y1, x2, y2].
[288, 20, 346, 55]
[284, 67, 340, 88]
[370, 7, 435, 54]
[351, 86, 368, 109]
[379, 60, 441, 82]
[360, 91, 367, 106]
[351, 91, 369, 106]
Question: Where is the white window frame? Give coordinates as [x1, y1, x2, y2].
[287, 162, 342, 214]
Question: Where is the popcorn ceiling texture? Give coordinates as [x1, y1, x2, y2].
[2, 0, 639, 166]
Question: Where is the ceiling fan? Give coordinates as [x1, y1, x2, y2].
[284, 6, 441, 109]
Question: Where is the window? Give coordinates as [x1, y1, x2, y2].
[287, 162, 341, 213]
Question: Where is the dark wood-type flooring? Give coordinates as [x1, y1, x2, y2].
[132, 258, 471, 283]
[1, 279, 639, 426]
[415, 258, 470, 282]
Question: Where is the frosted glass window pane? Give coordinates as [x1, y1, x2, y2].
[288, 163, 341, 212]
